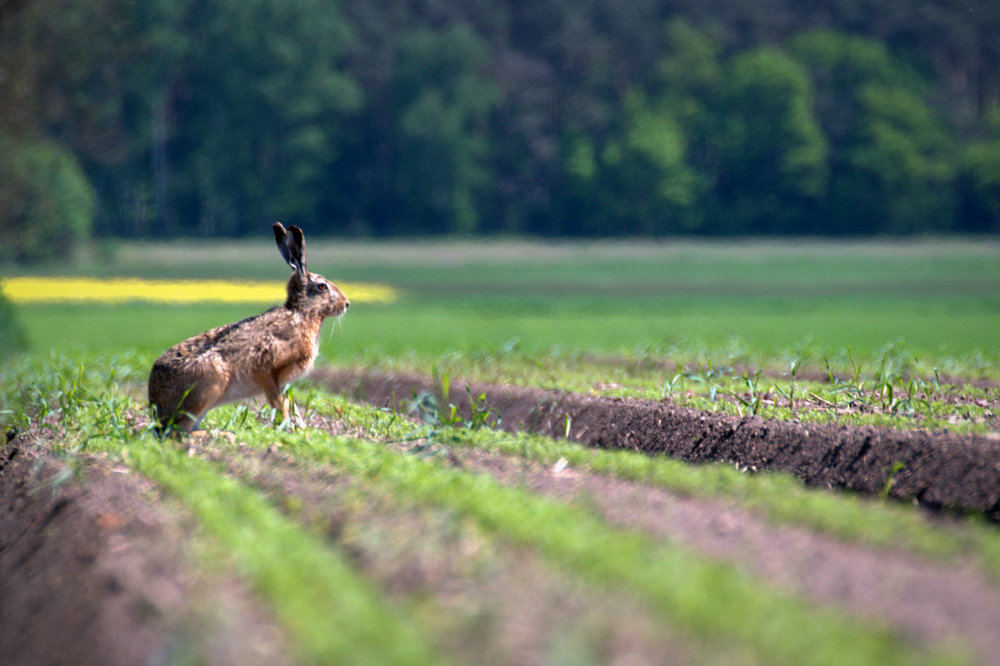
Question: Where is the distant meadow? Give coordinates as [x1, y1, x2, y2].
[4, 238, 997, 377]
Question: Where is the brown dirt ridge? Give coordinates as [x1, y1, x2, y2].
[0, 431, 291, 666]
[315, 367, 1000, 519]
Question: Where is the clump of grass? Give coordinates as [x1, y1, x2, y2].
[724, 367, 764, 417]
[1, 349, 151, 436]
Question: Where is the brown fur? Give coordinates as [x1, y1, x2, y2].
[147, 223, 348, 434]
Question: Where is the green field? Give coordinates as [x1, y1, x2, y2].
[3, 238, 999, 665]
[9, 237, 1000, 367]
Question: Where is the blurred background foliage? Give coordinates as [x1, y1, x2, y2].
[0, 277, 27, 356]
[2, 0, 1000, 259]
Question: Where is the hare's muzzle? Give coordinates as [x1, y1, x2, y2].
[329, 286, 349, 316]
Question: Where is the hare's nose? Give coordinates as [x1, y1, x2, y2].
[344, 300, 350, 309]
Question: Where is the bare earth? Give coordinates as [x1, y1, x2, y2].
[3, 368, 1000, 664]
[316, 368, 1000, 517]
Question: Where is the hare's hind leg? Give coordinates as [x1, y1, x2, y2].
[181, 382, 228, 433]
[155, 381, 225, 436]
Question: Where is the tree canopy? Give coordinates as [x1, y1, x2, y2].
[2, 0, 998, 251]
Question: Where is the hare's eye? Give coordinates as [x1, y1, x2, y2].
[316, 283, 328, 292]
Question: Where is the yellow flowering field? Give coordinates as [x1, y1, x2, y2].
[1, 276, 399, 305]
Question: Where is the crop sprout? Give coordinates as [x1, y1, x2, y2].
[772, 359, 800, 411]
[724, 368, 765, 417]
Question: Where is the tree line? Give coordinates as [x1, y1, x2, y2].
[2, 0, 999, 260]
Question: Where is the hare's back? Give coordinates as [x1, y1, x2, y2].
[165, 308, 289, 357]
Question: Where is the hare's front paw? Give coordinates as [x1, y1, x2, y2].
[276, 409, 308, 431]
[276, 414, 309, 431]
[186, 429, 238, 449]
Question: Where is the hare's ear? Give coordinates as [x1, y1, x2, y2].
[273, 222, 307, 273]
[288, 225, 307, 273]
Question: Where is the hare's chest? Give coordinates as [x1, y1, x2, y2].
[275, 325, 321, 385]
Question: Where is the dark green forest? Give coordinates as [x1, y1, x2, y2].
[2, 0, 1000, 259]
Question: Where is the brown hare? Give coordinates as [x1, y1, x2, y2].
[148, 223, 349, 435]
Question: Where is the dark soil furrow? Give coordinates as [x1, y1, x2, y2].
[315, 368, 1000, 518]
[0, 434, 292, 666]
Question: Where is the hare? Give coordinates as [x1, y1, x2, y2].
[148, 222, 349, 435]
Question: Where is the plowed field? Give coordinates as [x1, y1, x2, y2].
[3, 364, 999, 665]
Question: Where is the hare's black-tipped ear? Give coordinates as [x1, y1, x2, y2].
[273, 221, 288, 244]
[288, 225, 307, 273]
[273, 222, 306, 273]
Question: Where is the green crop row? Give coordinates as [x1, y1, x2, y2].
[361, 347, 999, 435]
[302, 386, 1000, 581]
